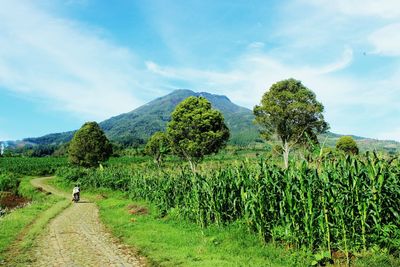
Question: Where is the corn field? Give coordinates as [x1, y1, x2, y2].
[57, 153, 400, 256]
[0, 157, 68, 176]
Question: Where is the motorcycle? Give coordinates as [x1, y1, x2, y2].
[73, 192, 80, 203]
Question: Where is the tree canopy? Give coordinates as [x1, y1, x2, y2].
[254, 78, 329, 168]
[68, 122, 112, 167]
[336, 136, 359, 155]
[144, 131, 170, 167]
[167, 96, 230, 171]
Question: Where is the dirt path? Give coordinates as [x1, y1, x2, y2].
[29, 177, 143, 267]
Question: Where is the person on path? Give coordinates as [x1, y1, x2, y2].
[72, 185, 80, 202]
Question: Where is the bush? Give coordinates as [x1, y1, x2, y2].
[56, 167, 88, 183]
[0, 173, 20, 193]
[56, 166, 131, 191]
[336, 136, 359, 154]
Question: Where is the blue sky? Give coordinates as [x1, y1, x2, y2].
[0, 0, 400, 141]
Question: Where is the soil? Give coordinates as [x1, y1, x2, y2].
[0, 192, 30, 209]
[127, 204, 149, 215]
[27, 177, 144, 267]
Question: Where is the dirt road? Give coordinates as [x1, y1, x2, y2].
[29, 177, 143, 267]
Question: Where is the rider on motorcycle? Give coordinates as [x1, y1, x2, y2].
[72, 184, 80, 202]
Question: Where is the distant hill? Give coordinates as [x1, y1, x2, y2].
[23, 132, 76, 146]
[320, 132, 400, 154]
[4, 89, 400, 153]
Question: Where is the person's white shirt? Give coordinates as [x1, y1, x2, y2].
[73, 187, 80, 194]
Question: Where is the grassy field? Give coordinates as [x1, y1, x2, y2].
[0, 157, 68, 176]
[0, 156, 71, 265]
[0, 177, 69, 265]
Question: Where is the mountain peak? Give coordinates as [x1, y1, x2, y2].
[171, 89, 195, 94]
[198, 91, 231, 102]
[168, 89, 232, 104]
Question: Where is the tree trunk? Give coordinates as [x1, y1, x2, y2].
[188, 160, 196, 173]
[283, 141, 290, 169]
[156, 154, 161, 168]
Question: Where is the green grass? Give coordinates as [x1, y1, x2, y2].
[0, 177, 70, 265]
[93, 195, 400, 267]
[96, 196, 311, 267]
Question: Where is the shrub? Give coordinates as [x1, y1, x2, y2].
[336, 136, 359, 154]
[0, 173, 19, 193]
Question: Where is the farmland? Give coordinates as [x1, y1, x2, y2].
[50, 151, 400, 266]
[0, 148, 400, 266]
[0, 157, 68, 210]
[0, 157, 68, 176]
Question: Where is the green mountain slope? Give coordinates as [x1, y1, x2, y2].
[100, 89, 259, 145]
[18, 89, 259, 146]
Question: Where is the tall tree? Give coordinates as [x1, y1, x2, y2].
[145, 131, 170, 167]
[68, 122, 112, 167]
[254, 78, 329, 168]
[167, 96, 230, 172]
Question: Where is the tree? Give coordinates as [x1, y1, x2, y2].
[253, 78, 329, 168]
[68, 122, 112, 167]
[336, 136, 359, 155]
[53, 143, 69, 157]
[167, 96, 230, 172]
[145, 131, 170, 167]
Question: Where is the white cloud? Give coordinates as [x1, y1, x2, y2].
[304, 0, 400, 19]
[147, 48, 355, 107]
[369, 23, 400, 56]
[315, 48, 353, 74]
[0, 1, 146, 120]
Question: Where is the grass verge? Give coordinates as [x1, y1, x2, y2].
[96, 196, 310, 266]
[0, 177, 70, 266]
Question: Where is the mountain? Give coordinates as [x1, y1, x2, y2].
[5, 89, 400, 153]
[17, 89, 260, 147]
[101, 89, 259, 146]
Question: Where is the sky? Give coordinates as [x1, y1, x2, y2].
[0, 0, 400, 141]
